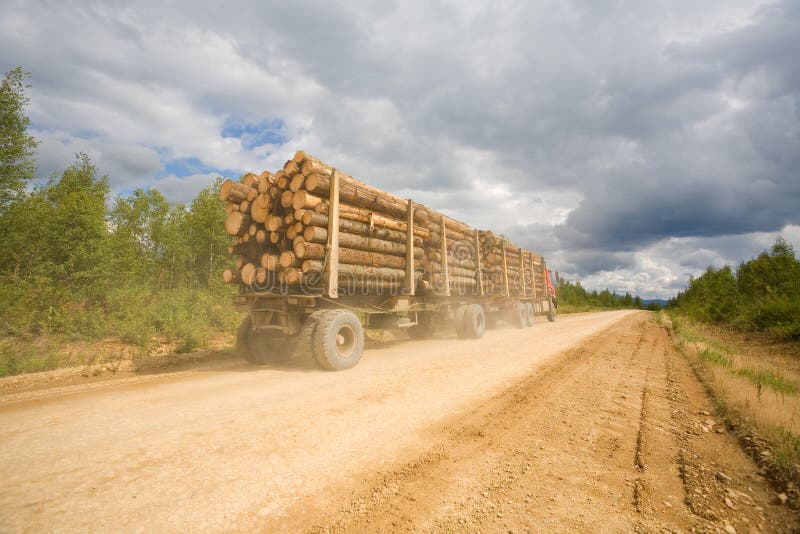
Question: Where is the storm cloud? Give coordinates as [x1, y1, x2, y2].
[1, 0, 798, 298]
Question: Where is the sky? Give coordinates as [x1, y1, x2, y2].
[2, 0, 799, 299]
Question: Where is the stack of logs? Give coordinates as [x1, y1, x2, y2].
[478, 230, 546, 299]
[221, 151, 545, 298]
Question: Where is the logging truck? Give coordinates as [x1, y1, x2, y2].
[223, 152, 557, 371]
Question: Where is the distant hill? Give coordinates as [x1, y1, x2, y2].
[641, 299, 668, 308]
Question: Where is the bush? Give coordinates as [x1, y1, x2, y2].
[670, 238, 800, 338]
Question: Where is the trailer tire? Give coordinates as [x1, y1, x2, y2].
[312, 310, 364, 371]
[454, 304, 469, 339]
[237, 316, 283, 364]
[525, 302, 535, 327]
[463, 304, 486, 339]
[408, 313, 436, 339]
[291, 311, 325, 361]
[547, 299, 557, 322]
[513, 302, 527, 329]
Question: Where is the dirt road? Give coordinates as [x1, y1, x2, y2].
[0, 311, 794, 532]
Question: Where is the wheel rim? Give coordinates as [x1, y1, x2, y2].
[335, 324, 356, 358]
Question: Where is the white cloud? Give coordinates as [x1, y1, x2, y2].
[2, 0, 798, 298]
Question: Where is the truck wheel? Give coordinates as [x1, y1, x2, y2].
[291, 311, 325, 360]
[237, 316, 281, 364]
[454, 304, 469, 339]
[514, 302, 527, 329]
[408, 313, 436, 339]
[525, 302, 535, 327]
[547, 299, 557, 322]
[312, 310, 365, 371]
[463, 304, 485, 339]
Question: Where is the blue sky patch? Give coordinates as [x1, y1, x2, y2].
[221, 118, 286, 149]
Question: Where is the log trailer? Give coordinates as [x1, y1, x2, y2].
[225, 152, 557, 371]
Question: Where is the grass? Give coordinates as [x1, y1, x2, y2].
[666, 311, 800, 477]
[0, 285, 241, 378]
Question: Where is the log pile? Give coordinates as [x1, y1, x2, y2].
[221, 151, 546, 298]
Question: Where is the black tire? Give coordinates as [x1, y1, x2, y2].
[463, 304, 486, 339]
[513, 302, 527, 329]
[454, 305, 468, 339]
[408, 313, 436, 339]
[547, 299, 557, 322]
[291, 311, 325, 361]
[312, 310, 365, 371]
[525, 302, 535, 327]
[237, 316, 274, 364]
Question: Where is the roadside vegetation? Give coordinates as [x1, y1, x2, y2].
[668, 237, 800, 339]
[0, 67, 238, 377]
[663, 241, 800, 492]
[555, 276, 658, 313]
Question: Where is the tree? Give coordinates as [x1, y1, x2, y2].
[39, 153, 110, 285]
[186, 178, 231, 287]
[0, 67, 38, 210]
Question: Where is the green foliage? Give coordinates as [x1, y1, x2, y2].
[670, 238, 800, 338]
[0, 67, 38, 209]
[554, 275, 644, 312]
[699, 348, 733, 369]
[733, 367, 798, 396]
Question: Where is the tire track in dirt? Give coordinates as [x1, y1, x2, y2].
[312, 315, 796, 533]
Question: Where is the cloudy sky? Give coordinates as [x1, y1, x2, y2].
[2, 0, 799, 298]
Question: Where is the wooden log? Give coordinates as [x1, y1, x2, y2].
[239, 200, 251, 214]
[302, 212, 423, 245]
[427, 263, 476, 279]
[250, 194, 271, 223]
[269, 231, 280, 244]
[279, 251, 297, 268]
[291, 190, 324, 211]
[298, 152, 429, 222]
[257, 171, 272, 194]
[280, 190, 294, 208]
[301, 260, 410, 280]
[241, 172, 257, 187]
[294, 241, 407, 269]
[289, 172, 305, 192]
[225, 211, 251, 236]
[222, 269, 241, 284]
[303, 225, 424, 258]
[266, 215, 282, 232]
[280, 267, 303, 285]
[304, 173, 426, 222]
[283, 160, 300, 175]
[241, 263, 257, 285]
[226, 202, 238, 214]
[246, 187, 257, 202]
[219, 180, 251, 203]
[277, 174, 289, 189]
[260, 252, 280, 271]
[286, 224, 298, 240]
[311, 203, 431, 239]
[248, 223, 257, 236]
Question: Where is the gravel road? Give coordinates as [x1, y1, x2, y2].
[0, 310, 793, 532]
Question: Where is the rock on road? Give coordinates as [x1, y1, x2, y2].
[0, 310, 794, 532]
